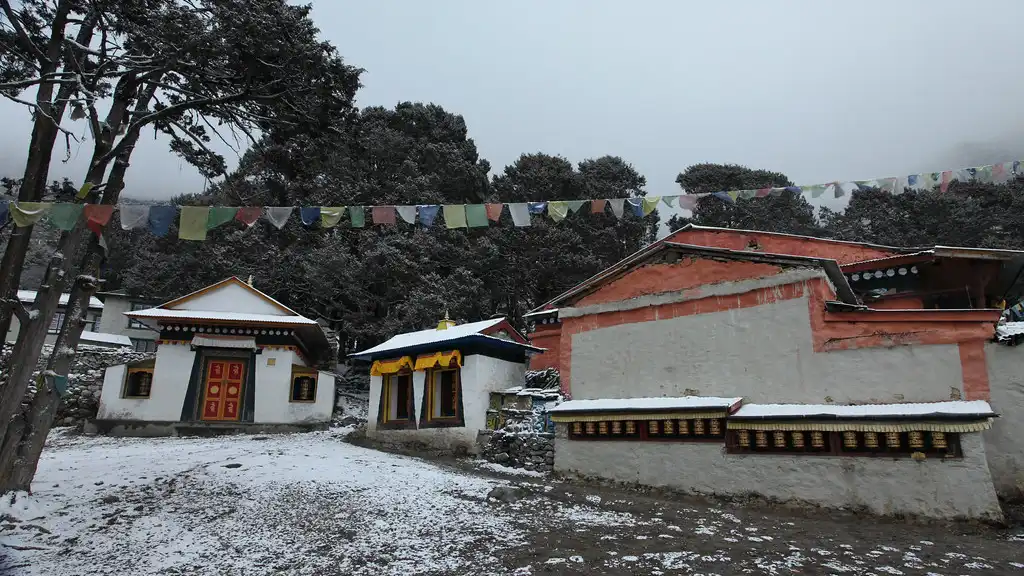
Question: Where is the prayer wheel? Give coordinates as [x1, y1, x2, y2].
[755, 430, 768, 448]
[598, 422, 609, 435]
[886, 432, 900, 448]
[572, 422, 582, 435]
[625, 421, 637, 435]
[678, 420, 689, 435]
[931, 431, 947, 449]
[693, 419, 706, 435]
[792, 431, 805, 449]
[648, 420, 660, 435]
[909, 431, 925, 449]
[842, 431, 858, 449]
[864, 432, 879, 449]
[709, 419, 722, 436]
[611, 421, 622, 435]
[663, 420, 675, 435]
[737, 430, 751, 447]
[585, 422, 596, 435]
[811, 431, 825, 448]
[773, 431, 786, 448]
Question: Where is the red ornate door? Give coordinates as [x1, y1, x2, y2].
[201, 359, 245, 421]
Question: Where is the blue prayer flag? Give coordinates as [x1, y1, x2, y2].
[300, 206, 321, 226]
[418, 205, 439, 227]
[626, 198, 643, 217]
[712, 191, 735, 204]
[527, 202, 547, 214]
[148, 205, 176, 237]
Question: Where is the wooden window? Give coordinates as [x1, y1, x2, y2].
[421, 368, 464, 428]
[379, 372, 415, 428]
[48, 312, 65, 335]
[123, 368, 154, 399]
[567, 417, 727, 442]
[128, 302, 150, 329]
[290, 368, 318, 403]
[726, 429, 962, 458]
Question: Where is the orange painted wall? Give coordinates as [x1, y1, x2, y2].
[576, 258, 784, 307]
[667, 228, 899, 265]
[528, 324, 562, 371]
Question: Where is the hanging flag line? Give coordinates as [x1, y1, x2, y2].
[1, 160, 1021, 241]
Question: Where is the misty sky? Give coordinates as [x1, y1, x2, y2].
[2, 0, 1022, 208]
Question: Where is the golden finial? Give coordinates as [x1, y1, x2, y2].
[437, 310, 456, 331]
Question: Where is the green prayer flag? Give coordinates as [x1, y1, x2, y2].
[465, 204, 488, 227]
[806, 185, 826, 198]
[76, 182, 94, 200]
[443, 204, 467, 228]
[207, 207, 238, 230]
[179, 206, 209, 240]
[642, 196, 661, 215]
[349, 206, 365, 228]
[53, 374, 69, 397]
[547, 201, 569, 222]
[11, 202, 51, 227]
[321, 206, 345, 228]
[567, 200, 587, 213]
[47, 203, 83, 231]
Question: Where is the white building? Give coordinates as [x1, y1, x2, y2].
[93, 277, 336, 436]
[351, 316, 542, 454]
[5, 290, 104, 345]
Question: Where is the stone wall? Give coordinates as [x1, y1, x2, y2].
[0, 344, 155, 426]
[481, 431, 555, 473]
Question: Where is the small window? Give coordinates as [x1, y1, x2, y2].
[379, 372, 415, 428]
[48, 312, 65, 335]
[131, 339, 157, 353]
[421, 368, 464, 428]
[128, 302, 149, 329]
[123, 368, 154, 399]
[290, 368, 318, 403]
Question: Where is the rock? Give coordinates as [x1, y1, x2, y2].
[487, 486, 526, 503]
[223, 463, 242, 469]
[493, 452, 510, 464]
[94, 481, 104, 486]
[100, 495, 120, 504]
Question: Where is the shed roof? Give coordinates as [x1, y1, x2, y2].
[732, 400, 995, 420]
[349, 318, 542, 361]
[17, 290, 103, 310]
[550, 396, 743, 414]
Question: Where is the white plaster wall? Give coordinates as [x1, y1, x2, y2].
[97, 343, 193, 421]
[251, 349, 334, 424]
[983, 342, 1024, 499]
[570, 296, 964, 404]
[170, 283, 285, 315]
[367, 354, 526, 453]
[554, 429, 1003, 521]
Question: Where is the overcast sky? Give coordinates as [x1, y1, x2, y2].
[2, 0, 1022, 208]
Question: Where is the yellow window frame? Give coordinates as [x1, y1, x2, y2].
[425, 367, 461, 421]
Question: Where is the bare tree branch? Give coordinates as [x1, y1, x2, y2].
[0, 0, 47, 65]
[0, 299, 28, 325]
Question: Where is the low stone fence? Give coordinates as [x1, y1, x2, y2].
[481, 431, 555, 473]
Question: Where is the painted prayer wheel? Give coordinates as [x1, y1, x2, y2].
[792, 431, 805, 448]
[663, 420, 675, 435]
[648, 420, 660, 435]
[709, 419, 722, 436]
[139, 373, 152, 397]
[773, 431, 786, 448]
[755, 430, 768, 448]
[693, 419, 706, 435]
[909, 431, 925, 449]
[811, 431, 825, 448]
[572, 422, 582, 435]
[299, 379, 313, 401]
[864, 432, 879, 449]
[625, 421, 637, 435]
[585, 422, 596, 435]
[842, 431, 858, 449]
[598, 421, 609, 435]
[611, 421, 622, 435]
[737, 430, 751, 447]
[886, 432, 900, 448]
[678, 420, 689, 435]
[931, 431, 947, 449]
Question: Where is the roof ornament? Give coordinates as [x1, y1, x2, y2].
[247, 275, 253, 287]
[437, 310, 456, 331]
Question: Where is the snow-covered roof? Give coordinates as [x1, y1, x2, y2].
[352, 318, 506, 357]
[996, 322, 1024, 341]
[17, 290, 103, 309]
[550, 396, 743, 413]
[125, 308, 318, 325]
[79, 331, 132, 347]
[732, 400, 995, 420]
[498, 386, 561, 399]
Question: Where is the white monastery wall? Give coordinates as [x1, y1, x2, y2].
[554, 428, 1003, 521]
[253, 348, 295, 423]
[98, 343, 194, 421]
[569, 296, 963, 404]
[170, 283, 284, 315]
[983, 342, 1024, 499]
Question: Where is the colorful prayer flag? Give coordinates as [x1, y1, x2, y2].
[397, 205, 417, 224]
[993, 163, 1008, 182]
[784, 186, 802, 195]
[641, 196, 660, 215]
[265, 207, 294, 229]
[148, 205, 176, 237]
[661, 196, 678, 207]
[208, 207, 238, 230]
[47, 203, 83, 231]
[567, 200, 587, 213]
[608, 198, 625, 218]
[590, 199, 607, 214]
[940, 171, 952, 193]
[119, 205, 149, 230]
[443, 204, 467, 228]
[235, 207, 262, 227]
[712, 192, 734, 204]
[75, 182, 94, 200]
[465, 204, 488, 227]
[527, 202, 547, 214]
[178, 206, 209, 241]
[737, 189, 756, 200]
[11, 202, 51, 227]
[84, 204, 114, 236]
[755, 188, 772, 197]
[976, 165, 993, 183]
[299, 207, 321, 227]
[907, 174, 920, 188]
[508, 203, 531, 227]
[418, 205, 439, 227]
[485, 203, 503, 221]
[320, 207, 345, 228]
[678, 195, 697, 211]
[547, 201, 569, 222]
[372, 206, 395, 225]
[626, 198, 643, 217]
[805, 185, 826, 199]
[349, 206, 366, 228]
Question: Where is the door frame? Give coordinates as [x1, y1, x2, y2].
[199, 356, 248, 422]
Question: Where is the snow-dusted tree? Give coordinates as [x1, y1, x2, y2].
[0, 0, 361, 493]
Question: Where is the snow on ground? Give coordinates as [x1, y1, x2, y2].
[1, 429, 1022, 576]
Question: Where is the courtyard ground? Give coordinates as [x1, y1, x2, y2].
[1, 429, 1022, 575]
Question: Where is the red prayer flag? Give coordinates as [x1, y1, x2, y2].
[993, 163, 1006, 179]
[940, 171, 952, 193]
[235, 207, 262, 226]
[590, 199, 607, 214]
[755, 188, 772, 197]
[83, 204, 114, 236]
[372, 205, 396, 225]
[485, 203, 504, 222]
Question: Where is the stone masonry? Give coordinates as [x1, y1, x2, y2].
[481, 431, 555, 473]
